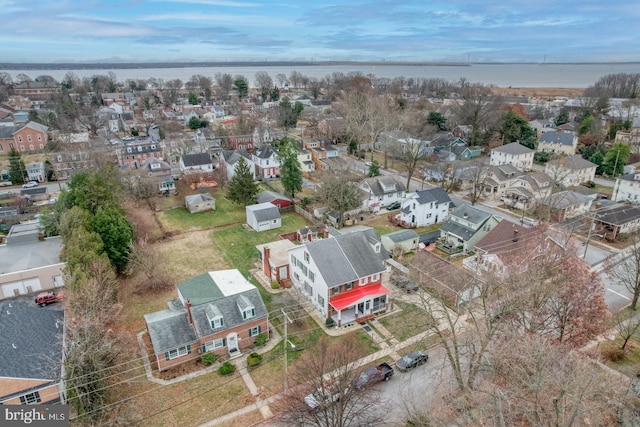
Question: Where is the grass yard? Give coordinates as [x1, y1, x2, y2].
[378, 300, 432, 342]
[157, 196, 246, 232]
[210, 211, 308, 277]
[114, 366, 251, 427]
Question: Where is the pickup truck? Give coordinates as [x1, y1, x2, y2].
[34, 291, 64, 307]
[352, 362, 394, 389]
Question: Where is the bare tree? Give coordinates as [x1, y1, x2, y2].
[126, 239, 173, 293]
[389, 127, 432, 190]
[315, 169, 361, 227]
[164, 79, 183, 106]
[606, 236, 640, 310]
[276, 337, 386, 427]
[451, 83, 501, 146]
[613, 310, 640, 350]
[275, 73, 289, 88]
[254, 71, 273, 101]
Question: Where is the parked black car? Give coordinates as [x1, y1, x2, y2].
[396, 351, 428, 372]
[386, 201, 401, 210]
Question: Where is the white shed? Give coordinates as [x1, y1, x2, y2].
[184, 193, 216, 213]
[246, 203, 281, 232]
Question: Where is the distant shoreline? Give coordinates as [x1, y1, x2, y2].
[0, 60, 638, 71]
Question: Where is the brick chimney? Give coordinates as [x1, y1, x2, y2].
[263, 247, 271, 278]
[185, 299, 194, 326]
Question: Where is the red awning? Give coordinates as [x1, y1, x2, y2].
[329, 284, 390, 311]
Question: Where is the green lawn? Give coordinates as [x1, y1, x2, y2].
[157, 196, 247, 232]
[378, 300, 433, 342]
[210, 211, 308, 277]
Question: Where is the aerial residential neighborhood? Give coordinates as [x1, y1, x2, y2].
[1, 67, 640, 427]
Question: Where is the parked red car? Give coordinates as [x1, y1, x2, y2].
[34, 291, 64, 307]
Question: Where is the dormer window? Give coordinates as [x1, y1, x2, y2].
[206, 304, 224, 329]
[374, 242, 381, 253]
[237, 295, 255, 319]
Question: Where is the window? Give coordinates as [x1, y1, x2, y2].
[346, 283, 353, 291]
[203, 338, 225, 351]
[29, 144, 34, 151]
[20, 391, 41, 405]
[317, 295, 325, 306]
[37, 134, 42, 141]
[20, 145, 25, 151]
[331, 287, 340, 295]
[309, 270, 315, 283]
[166, 345, 191, 360]
[249, 325, 262, 337]
[304, 252, 310, 263]
[301, 264, 308, 277]
[372, 273, 380, 282]
[210, 316, 224, 329]
[27, 135, 32, 142]
[18, 135, 23, 142]
[360, 278, 367, 285]
[39, 144, 44, 149]
[243, 307, 255, 319]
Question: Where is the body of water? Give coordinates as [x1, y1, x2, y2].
[4, 63, 639, 88]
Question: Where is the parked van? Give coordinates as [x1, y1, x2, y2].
[522, 217, 539, 227]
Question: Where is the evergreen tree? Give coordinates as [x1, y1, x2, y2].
[90, 206, 133, 272]
[226, 157, 258, 205]
[501, 110, 537, 149]
[8, 147, 26, 184]
[368, 160, 381, 177]
[278, 138, 303, 198]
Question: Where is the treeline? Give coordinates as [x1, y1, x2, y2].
[585, 73, 639, 98]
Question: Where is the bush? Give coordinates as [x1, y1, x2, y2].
[201, 353, 217, 366]
[271, 280, 280, 289]
[325, 317, 336, 328]
[254, 332, 268, 347]
[218, 361, 235, 375]
[618, 233, 631, 242]
[247, 352, 262, 366]
[604, 348, 625, 362]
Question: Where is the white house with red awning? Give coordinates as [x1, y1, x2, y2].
[288, 230, 389, 327]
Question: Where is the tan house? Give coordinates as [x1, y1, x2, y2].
[545, 155, 597, 187]
[144, 270, 269, 371]
[0, 225, 64, 299]
[537, 131, 578, 156]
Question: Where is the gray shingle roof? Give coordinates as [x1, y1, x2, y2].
[0, 125, 21, 139]
[547, 155, 596, 170]
[415, 187, 452, 205]
[184, 193, 214, 204]
[539, 131, 575, 146]
[595, 205, 640, 226]
[305, 232, 386, 287]
[253, 144, 277, 159]
[439, 221, 476, 241]
[182, 153, 212, 167]
[492, 142, 533, 155]
[361, 175, 406, 196]
[247, 203, 280, 222]
[384, 229, 419, 243]
[0, 301, 64, 380]
[144, 304, 198, 354]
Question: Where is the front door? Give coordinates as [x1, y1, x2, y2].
[227, 332, 239, 354]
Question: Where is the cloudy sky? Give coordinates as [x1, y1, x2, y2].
[1, 0, 638, 63]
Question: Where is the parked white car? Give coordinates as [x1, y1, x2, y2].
[22, 181, 38, 188]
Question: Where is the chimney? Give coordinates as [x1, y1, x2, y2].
[185, 299, 194, 326]
[463, 212, 468, 218]
[512, 229, 519, 242]
[263, 247, 271, 278]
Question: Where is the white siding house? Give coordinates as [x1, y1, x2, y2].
[246, 203, 281, 232]
[395, 188, 452, 228]
[489, 142, 534, 171]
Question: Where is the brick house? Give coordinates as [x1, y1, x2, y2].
[119, 141, 163, 169]
[13, 122, 49, 152]
[256, 239, 297, 287]
[144, 270, 269, 371]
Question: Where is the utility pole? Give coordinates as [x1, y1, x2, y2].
[282, 308, 293, 392]
[612, 148, 621, 179]
[583, 213, 596, 259]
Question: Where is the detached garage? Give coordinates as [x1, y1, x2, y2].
[185, 193, 216, 213]
[246, 203, 281, 232]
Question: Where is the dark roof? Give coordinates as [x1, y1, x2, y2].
[144, 303, 198, 354]
[415, 187, 451, 205]
[0, 300, 64, 381]
[419, 230, 441, 245]
[182, 153, 212, 167]
[253, 144, 277, 159]
[475, 221, 539, 255]
[361, 175, 406, 196]
[539, 131, 576, 146]
[595, 204, 640, 226]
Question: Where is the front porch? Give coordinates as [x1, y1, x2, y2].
[329, 284, 389, 327]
